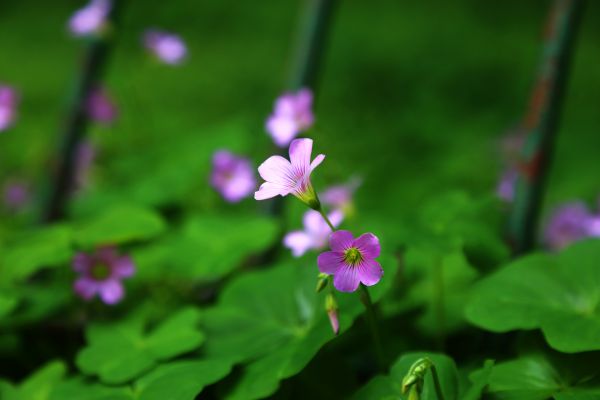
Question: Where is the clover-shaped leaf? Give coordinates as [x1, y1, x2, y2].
[466, 239, 600, 352]
[76, 308, 204, 384]
[0, 360, 66, 400]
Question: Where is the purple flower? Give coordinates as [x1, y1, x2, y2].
[210, 150, 256, 203]
[284, 209, 343, 257]
[544, 202, 595, 250]
[68, 0, 111, 37]
[318, 230, 383, 293]
[496, 168, 518, 202]
[255, 138, 324, 208]
[0, 85, 19, 132]
[87, 87, 117, 124]
[321, 177, 362, 214]
[3, 180, 30, 212]
[74, 141, 96, 190]
[73, 246, 135, 305]
[143, 29, 187, 65]
[266, 88, 314, 147]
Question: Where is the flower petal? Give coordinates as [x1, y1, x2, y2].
[283, 231, 313, 257]
[328, 209, 344, 228]
[257, 155, 294, 186]
[303, 210, 325, 234]
[310, 154, 325, 171]
[317, 251, 344, 275]
[255, 182, 288, 200]
[113, 256, 135, 278]
[354, 233, 381, 259]
[73, 253, 92, 273]
[289, 138, 313, 174]
[266, 115, 298, 147]
[99, 280, 124, 305]
[358, 259, 383, 287]
[333, 265, 361, 292]
[329, 230, 355, 252]
[74, 277, 99, 300]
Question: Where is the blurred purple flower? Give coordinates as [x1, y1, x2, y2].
[3, 180, 30, 212]
[255, 138, 324, 208]
[321, 177, 361, 214]
[68, 0, 111, 37]
[266, 88, 314, 147]
[87, 87, 117, 124]
[544, 202, 595, 251]
[144, 29, 187, 65]
[496, 168, 518, 202]
[74, 140, 96, 190]
[0, 85, 19, 132]
[210, 150, 256, 203]
[73, 246, 135, 305]
[284, 209, 343, 257]
[317, 230, 383, 292]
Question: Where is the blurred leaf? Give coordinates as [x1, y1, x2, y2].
[76, 308, 204, 384]
[49, 377, 133, 400]
[0, 360, 66, 400]
[353, 352, 459, 400]
[469, 353, 600, 400]
[203, 253, 397, 400]
[73, 204, 166, 247]
[135, 213, 278, 281]
[466, 239, 600, 352]
[462, 359, 494, 400]
[0, 225, 72, 283]
[0, 291, 18, 319]
[133, 359, 232, 400]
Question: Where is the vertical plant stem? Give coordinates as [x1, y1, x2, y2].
[508, 0, 585, 254]
[429, 364, 446, 400]
[42, 0, 124, 222]
[359, 284, 385, 370]
[318, 208, 335, 231]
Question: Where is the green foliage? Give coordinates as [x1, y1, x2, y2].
[0, 361, 66, 400]
[466, 239, 600, 352]
[73, 204, 166, 247]
[76, 308, 204, 384]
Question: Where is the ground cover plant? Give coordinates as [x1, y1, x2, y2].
[1, 0, 600, 399]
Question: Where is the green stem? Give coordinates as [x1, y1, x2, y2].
[318, 208, 336, 231]
[508, 0, 585, 254]
[430, 364, 446, 400]
[359, 284, 385, 370]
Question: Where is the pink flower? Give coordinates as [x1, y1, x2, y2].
[3, 180, 30, 212]
[73, 247, 135, 305]
[321, 177, 361, 214]
[0, 85, 19, 132]
[266, 88, 314, 147]
[87, 87, 117, 124]
[143, 29, 187, 65]
[284, 209, 343, 257]
[210, 150, 256, 203]
[255, 138, 324, 208]
[68, 0, 111, 37]
[318, 230, 383, 293]
[544, 202, 595, 251]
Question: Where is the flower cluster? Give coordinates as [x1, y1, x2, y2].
[210, 150, 256, 203]
[266, 89, 314, 147]
[86, 87, 117, 124]
[544, 200, 600, 250]
[0, 85, 19, 132]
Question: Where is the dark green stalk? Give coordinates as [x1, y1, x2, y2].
[429, 364, 445, 400]
[42, 0, 124, 222]
[508, 0, 585, 254]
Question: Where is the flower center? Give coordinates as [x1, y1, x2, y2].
[343, 247, 363, 266]
[90, 262, 110, 281]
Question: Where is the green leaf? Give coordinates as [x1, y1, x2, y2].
[0, 225, 72, 283]
[353, 352, 459, 400]
[73, 204, 166, 247]
[49, 377, 133, 400]
[0, 360, 66, 400]
[469, 353, 600, 400]
[465, 239, 600, 352]
[76, 308, 204, 384]
[133, 359, 232, 400]
[462, 359, 494, 400]
[203, 254, 398, 400]
[135, 213, 279, 281]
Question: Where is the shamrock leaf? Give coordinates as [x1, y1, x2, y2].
[0, 360, 66, 400]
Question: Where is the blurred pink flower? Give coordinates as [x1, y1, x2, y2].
[318, 230, 383, 293]
[210, 150, 256, 203]
[68, 0, 111, 37]
[266, 88, 314, 147]
[87, 87, 117, 124]
[544, 202, 596, 251]
[284, 209, 343, 257]
[0, 85, 19, 132]
[321, 177, 361, 213]
[3, 180, 30, 212]
[255, 138, 324, 208]
[144, 29, 187, 65]
[73, 246, 135, 305]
